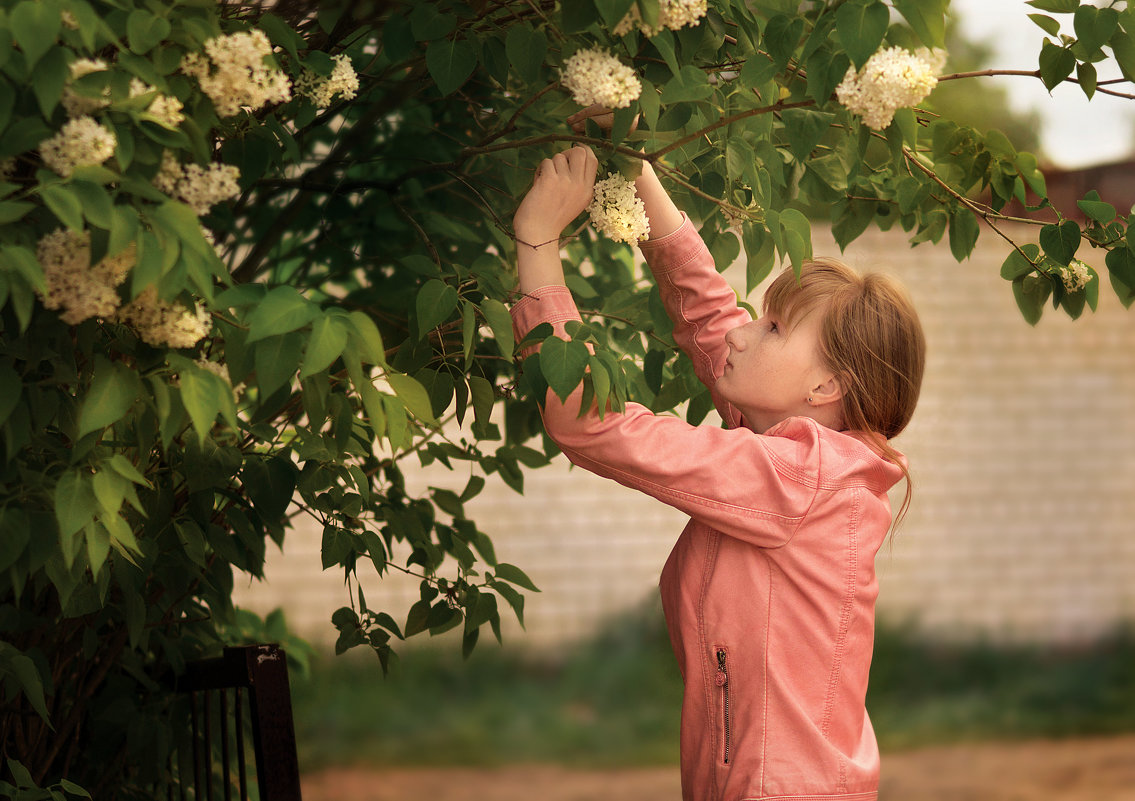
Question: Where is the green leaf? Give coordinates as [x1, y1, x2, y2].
[244, 455, 297, 522]
[245, 286, 319, 343]
[0, 201, 34, 224]
[505, 24, 547, 84]
[253, 335, 302, 407]
[78, 357, 140, 438]
[1027, 0, 1080, 11]
[781, 108, 834, 162]
[0, 645, 51, 724]
[1110, 28, 1135, 83]
[1105, 245, 1135, 287]
[479, 298, 514, 361]
[778, 209, 812, 272]
[387, 371, 438, 424]
[72, 180, 115, 230]
[1012, 274, 1051, 325]
[108, 454, 151, 487]
[0, 363, 19, 428]
[560, 0, 600, 34]
[0, 508, 30, 572]
[415, 279, 459, 335]
[892, 0, 948, 48]
[259, 13, 305, 59]
[41, 184, 84, 231]
[1038, 40, 1076, 91]
[301, 314, 349, 378]
[461, 300, 476, 365]
[58, 779, 90, 798]
[31, 46, 67, 120]
[659, 65, 714, 103]
[126, 9, 171, 54]
[1028, 13, 1062, 36]
[346, 311, 387, 365]
[1077, 196, 1116, 224]
[1074, 6, 1118, 53]
[763, 15, 805, 70]
[1076, 61, 1097, 99]
[494, 562, 540, 592]
[835, 0, 889, 69]
[468, 375, 495, 427]
[948, 209, 980, 262]
[1000, 244, 1040, 280]
[539, 336, 589, 401]
[426, 38, 477, 96]
[179, 366, 224, 444]
[10, 0, 61, 69]
[1039, 220, 1080, 264]
[54, 471, 95, 541]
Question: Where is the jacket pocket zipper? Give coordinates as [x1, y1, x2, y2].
[716, 649, 731, 765]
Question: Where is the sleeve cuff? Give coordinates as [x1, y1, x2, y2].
[637, 213, 710, 275]
[510, 285, 583, 356]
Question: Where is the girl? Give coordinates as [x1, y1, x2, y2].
[510, 144, 926, 801]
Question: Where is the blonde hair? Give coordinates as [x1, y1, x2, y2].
[762, 257, 926, 528]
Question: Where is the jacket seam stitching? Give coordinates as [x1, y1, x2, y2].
[661, 268, 718, 388]
[700, 531, 720, 800]
[820, 487, 861, 745]
[760, 558, 775, 798]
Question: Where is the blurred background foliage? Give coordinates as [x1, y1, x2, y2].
[290, 607, 1135, 769]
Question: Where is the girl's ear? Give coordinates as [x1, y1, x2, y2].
[810, 374, 843, 406]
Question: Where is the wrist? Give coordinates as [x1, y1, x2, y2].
[515, 227, 560, 248]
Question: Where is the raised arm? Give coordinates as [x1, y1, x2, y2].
[631, 161, 751, 426]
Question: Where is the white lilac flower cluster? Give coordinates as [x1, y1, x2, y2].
[195, 356, 245, 402]
[62, 58, 111, 117]
[130, 78, 186, 129]
[39, 116, 117, 177]
[587, 172, 650, 244]
[561, 47, 641, 109]
[181, 30, 291, 117]
[1062, 259, 1092, 293]
[294, 54, 360, 111]
[154, 150, 241, 215]
[614, 0, 708, 37]
[118, 286, 213, 349]
[835, 46, 946, 131]
[36, 229, 135, 325]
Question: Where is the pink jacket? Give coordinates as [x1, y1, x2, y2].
[510, 217, 904, 801]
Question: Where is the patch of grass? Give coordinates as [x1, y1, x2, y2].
[868, 624, 1135, 748]
[290, 605, 1135, 770]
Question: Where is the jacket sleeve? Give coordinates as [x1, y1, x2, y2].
[637, 214, 753, 428]
[510, 285, 818, 548]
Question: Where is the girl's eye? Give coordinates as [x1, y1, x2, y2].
[767, 320, 779, 333]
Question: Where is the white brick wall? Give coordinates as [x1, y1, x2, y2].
[234, 223, 1135, 649]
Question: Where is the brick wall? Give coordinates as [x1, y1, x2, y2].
[233, 222, 1135, 649]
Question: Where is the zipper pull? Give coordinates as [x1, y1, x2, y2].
[716, 649, 728, 685]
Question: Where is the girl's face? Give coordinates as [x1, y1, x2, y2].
[716, 310, 840, 434]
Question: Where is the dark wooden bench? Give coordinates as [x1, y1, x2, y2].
[168, 644, 302, 801]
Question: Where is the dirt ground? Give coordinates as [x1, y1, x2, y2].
[301, 733, 1135, 800]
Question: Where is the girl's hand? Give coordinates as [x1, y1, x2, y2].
[514, 145, 599, 245]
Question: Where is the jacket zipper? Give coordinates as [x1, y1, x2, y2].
[716, 649, 731, 765]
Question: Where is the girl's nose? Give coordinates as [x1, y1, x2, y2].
[725, 324, 747, 351]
